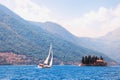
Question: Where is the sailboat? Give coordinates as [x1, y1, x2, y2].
[38, 44, 53, 68]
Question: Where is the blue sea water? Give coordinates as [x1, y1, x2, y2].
[0, 65, 120, 80]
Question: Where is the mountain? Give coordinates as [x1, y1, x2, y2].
[31, 21, 80, 44]
[30, 22, 117, 64]
[31, 21, 120, 64]
[102, 27, 120, 61]
[0, 4, 115, 65]
[78, 27, 120, 63]
[34, 21, 120, 63]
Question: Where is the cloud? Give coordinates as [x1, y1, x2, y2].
[0, 0, 51, 22]
[65, 4, 120, 37]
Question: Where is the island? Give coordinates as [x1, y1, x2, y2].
[80, 55, 107, 66]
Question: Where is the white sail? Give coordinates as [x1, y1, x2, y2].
[49, 48, 53, 67]
[43, 44, 52, 65]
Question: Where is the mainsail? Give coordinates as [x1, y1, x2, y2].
[43, 44, 53, 66]
[49, 47, 53, 67]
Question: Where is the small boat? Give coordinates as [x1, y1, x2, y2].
[38, 44, 53, 68]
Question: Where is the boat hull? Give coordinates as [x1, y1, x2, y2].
[38, 64, 51, 68]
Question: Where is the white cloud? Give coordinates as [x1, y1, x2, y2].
[0, 0, 52, 22]
[64, 4, 120, 37]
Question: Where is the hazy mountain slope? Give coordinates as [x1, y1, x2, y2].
[79, 27, 120, 62]
[32, 19, 120, 63]
[0, 4, 115, 65]
[31, 21, 80, 44]
[30, 21, 117, 64]
[101, 27, 120, 41]
[99, 27, 120, 61]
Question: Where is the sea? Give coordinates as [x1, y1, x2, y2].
[0, 65, 120, 80]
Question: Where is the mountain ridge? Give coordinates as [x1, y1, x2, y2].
[31, 20, 120, 63]
[0, 4, 116, 65]
[30, 21, 80, 44]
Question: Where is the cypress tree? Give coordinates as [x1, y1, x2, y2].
[88, 55, 91, 64]
[82, 56, 85, 64]
[95, 56, 98, 62]
[92, 56, 94, 63]
[85, 56, 88, 64]
[100, 56, 103, 60]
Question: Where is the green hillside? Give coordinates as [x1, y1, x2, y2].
[0, 4, 115, 65]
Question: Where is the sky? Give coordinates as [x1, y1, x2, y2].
[0, 0, 120, 38]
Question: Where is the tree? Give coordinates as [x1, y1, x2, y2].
[100, 56, 103, 60]
[84, 56, 88, 64]
[91, 55, 95, 64]
[88, 55, 92, 64]
[81, 56, 85, 64]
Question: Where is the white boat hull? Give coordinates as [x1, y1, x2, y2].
[38, 64, 51, 68]
[38, 63, 52, 68]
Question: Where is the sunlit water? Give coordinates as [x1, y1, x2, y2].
[0, 65, 120, 80]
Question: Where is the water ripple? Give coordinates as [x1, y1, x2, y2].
[0, 65, 120, 80]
